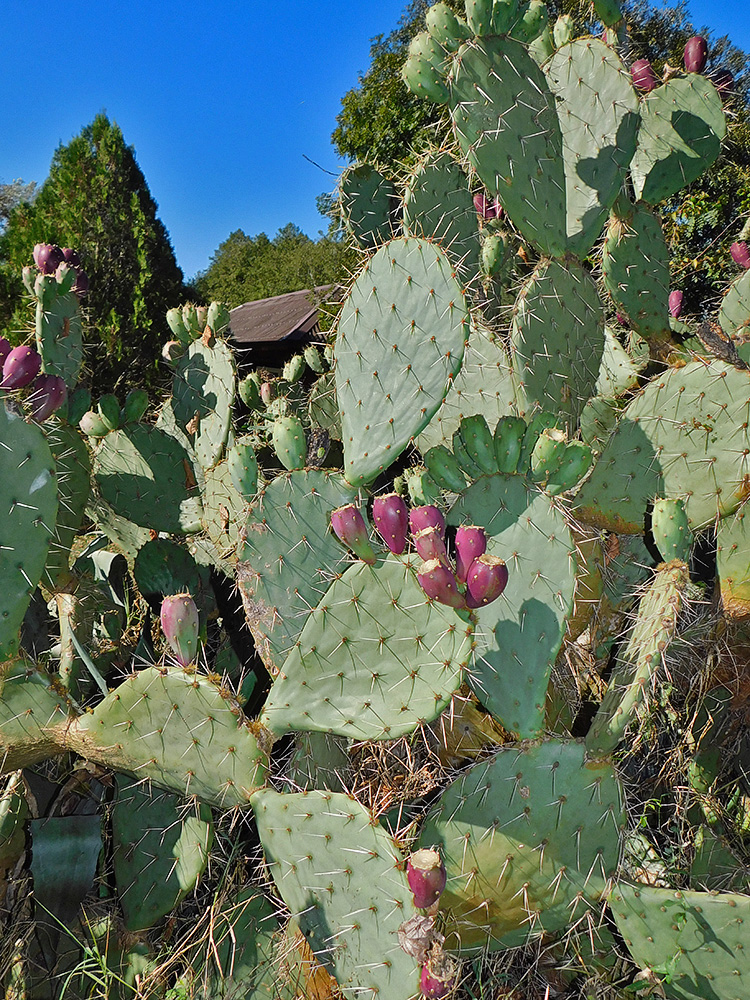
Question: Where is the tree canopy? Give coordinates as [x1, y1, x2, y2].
[193, 223, 356, 308]
[0, 114, 187, 394]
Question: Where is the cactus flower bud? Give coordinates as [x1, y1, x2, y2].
[683, 36, 708, 74]
[454, 525, 487, 584]
[417, 559, 465, 609]
[160, 593, 200, 668]
[28, 373, 67, 422]
[330, 504, 377, 565]
[631, 58, 658, 92]
[731, 242, 750, 269]
[33, 243, 64, 275]
[465, 554, 509, 609]
[414, 526, 449, 564]
[407, 849, 446, 910]
[668, 290, 683, 318]
[409, 505, 445, 540]
[1, 345, 41, 389]
[372, 493, 409, 554]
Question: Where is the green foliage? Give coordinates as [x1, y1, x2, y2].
[193, 223, 355, 308]
[0, 114, 186, 395]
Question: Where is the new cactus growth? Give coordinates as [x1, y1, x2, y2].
[160, 593, 200, 667]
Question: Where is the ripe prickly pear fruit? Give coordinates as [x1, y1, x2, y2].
[28, 373, 67, 422]
[330, 504, 377, 565]
[420, 946, 458, 998]
[61, 248, 81, 267]
[684, 36, 708, 74]
[0, 337, 10, 367]
[473, 191, 502, 220]
[160, 593, 200, 668]
[731, 242, 750, 269]
[372, 493, 409, 554]
[1, 344, 41, 389]
[668, 290, 683, 318]
[406, 848, 446, 910]
[465, 554, 508, 609]
[271, 415, 306, 470]
[709, 69, 733, 94]
[33, 243, 64, 275]
[414, 526, 449, 564]
[631, 58, 658, 92]
[417, 559, 465, 609]
[410, 505, 445, 540]
[72, 268, 89, 298]
[454, 525, 487, 584]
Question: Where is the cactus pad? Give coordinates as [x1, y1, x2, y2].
[339, 162, 399, 249]
[171, 338, 235, 471]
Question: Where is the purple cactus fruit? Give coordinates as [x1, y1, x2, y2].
[731, 242, 750, 269]
[409, 505, 445, 540]
[709, 69, 734, 95]
[331, 504, 377, 565]
[0, 337, 10, 367]
[465, 554, 509, 609]
[631, 58, 658, 92]
[33, 243, 64, 275]
[416, 559, 465, 609]
[668, 289, 684, 318]
[684, 36, 708, 74]
[414, 526, 449, 564]
[160, 593, 200, 668]
[372, 493, 409, 554]
[420, 947, 458, 998]
[28, 373, 67, 422]
[72, 268, 89, 298]
[616, 312, 628, 325]
[454, 525, 487, 584]
[407, 849, 447, 910]
[61, 248, 81, 267]
[473, 192, 490, 218]
[1, 345, 41, 389]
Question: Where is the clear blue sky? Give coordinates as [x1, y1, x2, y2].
[0, 1, 748, 281]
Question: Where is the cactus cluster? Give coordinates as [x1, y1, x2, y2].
[3, 5, 750, 999]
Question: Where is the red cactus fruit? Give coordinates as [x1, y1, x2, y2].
[407, 849, 447, 910]
[160, 593, 200, 667]
[668, 290, 683, 318]
[683, 35, 708, 74]
[454, 525, 487, 583]
[61, 248, 82, 267]
[1, 345, 41, 389]
[465, 554, 509, 609]
[72, 268, 89, 298]
[731, 242, 750, 269]
[631, 58, 658, 92]
[420, 945, 458, 998]
[0, 337, 10, 367]
[372, 493, 409, 554]
[414, 526, 449, 564]
[473, 191, 502, 220]
[331, 504, 377, 565]
[410, 505, 446, 540]
[417, 559, 465, 609]
[708, 69, 734, 95]
[33, 243, 64, 275]
[28, 373, 67, 422]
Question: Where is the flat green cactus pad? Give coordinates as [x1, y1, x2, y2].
[0, 662, 71, 772]
[42, 422, 91, 592]
[251, 788, 420, 1000]
[0, 403, 58, 660]
[93, 424, 203, 534]
[339, 162, 399, 250]
[403, 148, 481, 280]
[113, 776, 213, 931]
[610, 883, 750, 1000]
[631, 74, 726, 205]
[419, 740, 624, 952]
[448, 473, 575, 738]
[574, 360, 750, 533]
[261, 553, 473, 741]
[71, 666, 268, 807]
[35, 287, 84, 388]
[236, 470, 357, 672]
[717, 509, 750, 617]
[544, 38, 639, 257]
[448, 36, 566, 256]
[719, 269, 750, 341]
[335, 236, 468, 486]
[171, 338, 235, 471]
[511, 257, 604, 429]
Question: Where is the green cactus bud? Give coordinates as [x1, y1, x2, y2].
[402, 32, 450, 104]
[121, 388, 149, 425]
[228, 435, 259, 502]
[283, 355, 306, 384]
[238, 373, 262, 409]
[424, 445, 468, 493]
[426, 2, 470, 50]
[79, 410, 111, 438]
[206, 300, 230, 335]
[481, 232, 510, 277]
[518, 411, 560, 473]
[552, 13, 573, 47]
[406, 468, 441, 506]
[529, 426, 567, 483]
[272, 415, 306, 470]
[652, 497, 692, 563]
[67, 387, 91, 426]
[466, 0, 494, 35]
[545, 441, 593, 494]
[303, 345, 325, 373]
[97, 393, 121, 431]
[458, 414, 498, 475]
[510, 0, 548, 43]
[493, 415, 526, 473]
[167, 307, 190, 344]
[593, 0, 622, 25]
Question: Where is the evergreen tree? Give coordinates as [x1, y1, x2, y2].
[0, 114, 187, 394]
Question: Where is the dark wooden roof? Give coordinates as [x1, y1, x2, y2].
[228, 285, 342, 345]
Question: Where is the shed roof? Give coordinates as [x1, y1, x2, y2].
[228, 285, 341, 345]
